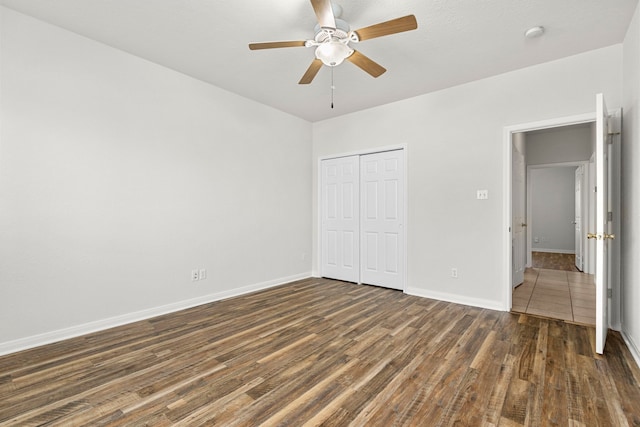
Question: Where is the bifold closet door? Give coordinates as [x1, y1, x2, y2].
[360, 150, 404, 290]
[320, 156, 360, 283]
[320, 150, 404, 289]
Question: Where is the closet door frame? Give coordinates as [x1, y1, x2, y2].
[317, 144, 407, 291]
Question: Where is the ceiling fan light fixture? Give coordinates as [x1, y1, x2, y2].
[315, 41, 353, 66]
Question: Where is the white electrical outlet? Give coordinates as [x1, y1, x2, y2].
[199, 269, 207, 280]
[191, 269, 199, 281]
[451, 268, 458, 278]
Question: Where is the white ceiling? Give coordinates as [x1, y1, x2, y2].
[1, 0, 637, 122]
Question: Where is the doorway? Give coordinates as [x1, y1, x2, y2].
[503, 112, 597, 311]
[319, 148, 406, 290]
[512, 127, 596, 325]
[506, 94, 618, 354]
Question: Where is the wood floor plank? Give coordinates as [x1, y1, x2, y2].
[603, 332, 640, 426]
[1, 278, 639, 426]
[524, 319, 548, 426]
[541, 321, 569, 426]
[481, 353, 516, 426]
[452, 332, 510, 426]
[501, 377, 530, 425]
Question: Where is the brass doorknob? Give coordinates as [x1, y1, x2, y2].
[521, 223, 527, 227]
[587, 233, 615, 240]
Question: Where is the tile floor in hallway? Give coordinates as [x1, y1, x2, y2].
[512, 267, 596, 325]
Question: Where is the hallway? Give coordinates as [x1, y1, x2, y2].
[512, 252, 596, 325]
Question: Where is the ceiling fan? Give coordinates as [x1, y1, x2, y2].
[249, 0, 418, 84]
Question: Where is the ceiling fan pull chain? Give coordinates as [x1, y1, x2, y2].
[331, 66, 335, 108]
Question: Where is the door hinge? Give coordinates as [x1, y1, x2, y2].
[608, 211, 613, 222]
[607, 288, 612, 298]
[607, 116, 621, 135]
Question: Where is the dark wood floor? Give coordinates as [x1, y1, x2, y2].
[1, 278, 639, 426]
[531, 251, 580, 272]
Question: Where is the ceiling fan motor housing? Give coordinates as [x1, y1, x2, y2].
[313, 18, 351, 42]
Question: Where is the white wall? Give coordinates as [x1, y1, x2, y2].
[0, 8, 312, 353]
[312, 45, 622, 310]
[622, 3, 640, 364]
[530, 167, 576, 253]
[526, 124, 592, 165]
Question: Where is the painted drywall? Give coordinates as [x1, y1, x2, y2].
[526, 124, 593, 165]
[622, 2, 640, 364]
[0, 8, 312, 351]
[530, 167, 576, 253]
[312, 45, 623, 310]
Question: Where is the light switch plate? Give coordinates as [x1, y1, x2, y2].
[477, 189, 489, 200]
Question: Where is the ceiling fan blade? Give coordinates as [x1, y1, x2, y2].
[249, 41, 307, 50]
[354, 15, 417, 41]
[346, 50, 386, 78]
[299, 59, 324, 84]
[310, 0, 336, 29]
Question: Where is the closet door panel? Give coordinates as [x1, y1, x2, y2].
[320, 156, 360, 283]
[360, 150, 404, 290]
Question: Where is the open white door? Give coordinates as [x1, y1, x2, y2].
[320, 156, 360, 283]
[592, 93, 611, 355]
[512, 136, 526, 287]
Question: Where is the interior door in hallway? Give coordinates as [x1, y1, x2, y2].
[360, 150, 404, 290]
[574, 165, 584, 271]
[320, 156, 360, 283]
[512, 137, 526, 287]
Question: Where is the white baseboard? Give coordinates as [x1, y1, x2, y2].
[404, 287, 505, 312]
[621, 330, 640, 370]
[532, 248, 576, 254]
[0, 272, 311, 357]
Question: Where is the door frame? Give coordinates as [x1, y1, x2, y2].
[502, 113, 595, 311]
[317, 144, 408, 291]
[526, 161, 590, 268]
